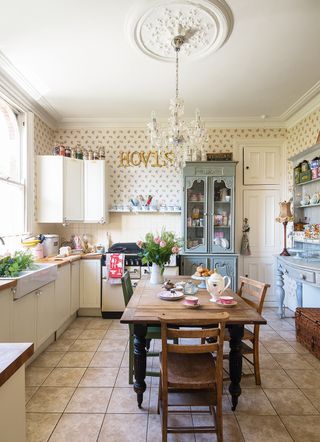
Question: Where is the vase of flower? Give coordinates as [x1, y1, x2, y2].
[150, 263, 164, 285]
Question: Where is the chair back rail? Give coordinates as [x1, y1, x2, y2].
[238, 276, 270, 314]
[121, 270, 133, 306]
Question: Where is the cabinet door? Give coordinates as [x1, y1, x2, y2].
[63, 158, 83, 221]
[211, 256, 237, 291]
[55, 264, 71, 329]
[84, 160, 106, 223]
[243, 146, 281, 185]
[37, 282, 55, 347]
[181, 256, 209, 276]
[80, 260, 101, 308]
[210, 177, 234, 253]
[184, 177, 208, 253]
[70, 261, 80, 314]
[243, 258, 276, 306]
[0, 289, 12, 341]
[12, 293, 36, 346]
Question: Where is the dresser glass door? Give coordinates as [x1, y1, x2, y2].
[185, 177, 207, 253]
[211, 177, 234, 252]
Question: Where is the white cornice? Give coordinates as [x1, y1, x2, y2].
[285, 88, 320, 129]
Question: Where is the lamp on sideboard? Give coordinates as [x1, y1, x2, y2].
[275, 201, 293, 256]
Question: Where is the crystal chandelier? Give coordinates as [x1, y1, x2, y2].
[148, 34, 207, 162]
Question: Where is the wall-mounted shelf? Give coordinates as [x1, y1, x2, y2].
[296, 176, 320, 186]
[295, 203, 320, 209]
[109, 210, 181, 214]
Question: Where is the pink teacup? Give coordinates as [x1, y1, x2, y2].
[219, 296, 234, 304]
[184, 296, 199, 306]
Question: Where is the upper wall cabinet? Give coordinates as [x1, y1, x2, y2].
[37, 156, 107, 224]
[243, 146, 281, 185]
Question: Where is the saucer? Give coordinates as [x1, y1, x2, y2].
[212, 298, 238, 307]
[159, 291, 184, 301]
[182, 300, 200, 309]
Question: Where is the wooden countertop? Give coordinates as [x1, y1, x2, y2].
[0, 253, 102, 292]
[0, 343, 34, 387]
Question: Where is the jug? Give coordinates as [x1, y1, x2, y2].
[205, 270, 231, 301]
[219, 188, 228, 202]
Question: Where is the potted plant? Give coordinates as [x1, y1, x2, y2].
[137, 229, 180, 284]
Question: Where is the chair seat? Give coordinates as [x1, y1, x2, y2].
[160, 352, 216, 389]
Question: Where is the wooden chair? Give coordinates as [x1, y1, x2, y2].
[121, 271, 162, 384]
[225, 276, 270, 385]
[158, 313, 229, 442]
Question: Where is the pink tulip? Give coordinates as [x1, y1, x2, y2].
[160, 241, 166, 247]
[136, 240, 143, 248]
[154, 237, 161, 244]
[171, 246, 179, 254]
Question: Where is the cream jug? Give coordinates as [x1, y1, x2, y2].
[205, 270, 231, 300]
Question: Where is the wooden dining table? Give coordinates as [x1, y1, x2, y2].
[120, 275, 267, 411]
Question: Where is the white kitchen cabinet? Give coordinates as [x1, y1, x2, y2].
[243, 146, 281, 185]
[80, 260, 101, 308]
[55, 264, 71, 329]
[70, 260, 80, 314]
[0, 289, 12, 341]
[12, 292, 37, 346]
[37, 156, 83, 223]
[84, 160, 108, 223]
[37, 282, 55, 347]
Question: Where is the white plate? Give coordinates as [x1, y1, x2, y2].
[191, 275, 208, 281]
[174, 285, 184, 291]
[159, 291, 184, 301]
[182, 301, 200, 309]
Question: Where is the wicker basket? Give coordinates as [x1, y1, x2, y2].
[295, 308, 320, 359]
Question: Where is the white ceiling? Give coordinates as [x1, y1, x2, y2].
[0, 0, 319, 124]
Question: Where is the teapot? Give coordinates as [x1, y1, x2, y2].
[205, 270, 231, 301]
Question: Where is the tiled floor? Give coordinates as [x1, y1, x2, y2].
[25, 308, 320, 442]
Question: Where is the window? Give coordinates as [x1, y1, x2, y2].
[0, 97, 26, 236]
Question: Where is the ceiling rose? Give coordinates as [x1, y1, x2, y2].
[128, 0, 233, 62]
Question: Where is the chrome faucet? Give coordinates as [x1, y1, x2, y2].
[0, 237, 5, 245]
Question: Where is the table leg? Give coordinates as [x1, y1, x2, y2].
[228, 324, 244, 411]
[133, 324, 147, 408]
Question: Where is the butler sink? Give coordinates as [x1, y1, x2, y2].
[0, 263, 58, 299]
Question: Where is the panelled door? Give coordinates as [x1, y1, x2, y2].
[244, 146, 281, 185]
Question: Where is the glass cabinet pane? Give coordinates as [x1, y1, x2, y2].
[211, 178, 234, 252]
[185, 178, 207, 252]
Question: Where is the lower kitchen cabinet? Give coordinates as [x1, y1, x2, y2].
[80, 260, 101, 308]
[0, 289, 12, 341]
[181, 255, 238, 291]
[70, 260, 80, 314]
[37, 282, 55, 347]
[12, 290, 37, 346]
[55, 264, 71, 329]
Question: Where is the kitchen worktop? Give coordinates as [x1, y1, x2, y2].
[0, 253, 102, 292]
[0, 342, 33, 387]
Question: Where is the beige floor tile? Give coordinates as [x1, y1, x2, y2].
[276, 330, 297, 341]
[97, 338, 128, 352]
[86, 318, 112, 330]
[287, 341, 311, 354]
[237, 415, 292, 442]
[25, 386, 38, 404]
[272, 353, 314, 370]
[300, 352, 320, 368]
[148, 387, 191, 414]
[46, 339, 75, 352]
[43, 367, 85, 387]
[260, 369, 297, 389]
[104, 328, 129, 339]
[25, 367, 53, 386]
[78, 329, 107, 340]
[26, 412, 61, 442]
[259, 330, 283, 342]
[120, 351, 130, 367]
[286, 369, 320, 389]
[258, 353, 281, 370]
[264, 388, 318, 416]
[264, 340, 297, 354]
[234, 388, 276, 415]
[109, 321, 129, 330]
[69, 338, 102, 352]
[65, 387, 112, 413]
[194, 414, 244, 442]
[89, 350, 124, 368]
[301, 389, 320, 412]
[115, 367, 133, 387]
[107, 387, 150, 413]
[26, 386, 75, 412]
[68, 317, 92, 329]
[31, 351, 65, 368]
[49, 413, 104, 442]
[99, 414, 148, 442]
[268, 320, 295, 331]
[282, 415, 320, 442]
[61, 328, 83, 340]
[147, 413, 195, 442]
[58, 351, 94, 367]
[79, 367, 119, 387]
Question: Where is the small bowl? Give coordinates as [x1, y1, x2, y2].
[219, 296, 234, 305]
[184, 296, 199, 306]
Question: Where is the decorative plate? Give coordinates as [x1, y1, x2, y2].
[159, 291, 184, 301]
[182, 300, 200, 309]
[211, 298, 237, 307]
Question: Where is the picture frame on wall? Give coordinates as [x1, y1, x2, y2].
[206, 152, 233, 161]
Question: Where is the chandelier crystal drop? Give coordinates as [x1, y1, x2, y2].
[148, 34, 207, 163]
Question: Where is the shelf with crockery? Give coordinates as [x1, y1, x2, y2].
[109, 205, 181, 214]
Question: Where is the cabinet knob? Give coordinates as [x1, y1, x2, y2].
[246, 166, 249, 170]
[62, 217, 69, 227]
[99, 217, 105, 224]
[245, 274, 248, 278]
[300, 274, 306, 280]
[284, 269, 289, 274]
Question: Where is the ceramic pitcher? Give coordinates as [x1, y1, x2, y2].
[205, 270, 231, 300]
